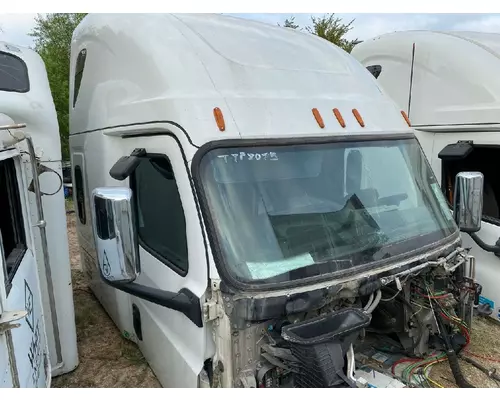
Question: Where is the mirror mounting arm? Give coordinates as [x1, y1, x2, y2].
[109, 148, 147, 181]
[469, 232, 500, 256]
[107, 279, 203, 328]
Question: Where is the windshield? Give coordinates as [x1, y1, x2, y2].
[197, 137, 458, 286]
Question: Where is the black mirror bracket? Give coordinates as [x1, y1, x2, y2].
[103, 273, 203, 328]
[469, 232, 500, 257]
[109, 148, 147, 181]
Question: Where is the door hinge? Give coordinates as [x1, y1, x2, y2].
[203, 300, 223, 323]
[0, 310, 27, 334]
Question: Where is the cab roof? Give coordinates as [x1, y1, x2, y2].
[70, 13, 410, 146]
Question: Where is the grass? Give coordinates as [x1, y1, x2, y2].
[65, 197, 74, 212]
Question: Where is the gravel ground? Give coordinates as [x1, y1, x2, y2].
[428, 316, 500, 388]
[51, 202, 161, 388]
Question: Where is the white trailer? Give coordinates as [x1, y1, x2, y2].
[352, 30, 500, 323]
[70, 14, 484, 388]
[0, 41, 78, 387]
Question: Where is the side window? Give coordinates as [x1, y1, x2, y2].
[74, 165, 86, 225]
[73, 49, 87, 107]
[132, 155, 188, 275]
[0, 51, 29, 93]
[0, 158, 27, 291]
[441, 146, 500, 223]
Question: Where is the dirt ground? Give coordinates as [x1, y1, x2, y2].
[52, 200, 500, 388]
[51, 202, 161, 388]
[428, 316, 500, 388]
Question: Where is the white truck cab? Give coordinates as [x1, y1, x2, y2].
[70, 14, 484, 388]
[352, 30, 500, 323]
[0, 41, 78, 387]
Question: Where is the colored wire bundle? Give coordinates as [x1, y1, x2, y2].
[390, 283, 467, 387]
[387, 279, 500, 387]
[423, 358, 447, 388]
[391, 352, 447, 388]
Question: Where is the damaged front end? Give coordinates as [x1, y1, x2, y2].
[203, 239, 479, 388]
[193, 136, 485, 388]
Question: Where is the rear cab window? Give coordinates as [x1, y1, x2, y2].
[0, 50, 29, 93]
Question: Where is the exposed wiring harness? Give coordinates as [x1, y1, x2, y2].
[417, 281, 474, 388]
[388, 280, 472, 388]
[441, 306, 500, 385]
[363, 292, 374, 311]
[434, 311, 474, 388]
[390, 353, 447, 388]
[413, 282, 500, 387]
[422, 357, 447, 388]
[382, 275, 500, 388]
[427, 294, 500, 387]
[364, 290, 382, 314]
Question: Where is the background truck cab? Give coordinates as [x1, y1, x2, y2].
[0, 41, 78, 387]
[352, 30, 500, 322]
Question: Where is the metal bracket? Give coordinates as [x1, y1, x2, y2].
[238, 369, 257, 388]
[203, 301, 224, 323]
[0, 123, 26, 131]
[0, 310, 27, 334]
[203, 279, 224, 323]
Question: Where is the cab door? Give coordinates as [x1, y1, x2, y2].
[0, 153, 50, 387]
[92, 131, 211, 388]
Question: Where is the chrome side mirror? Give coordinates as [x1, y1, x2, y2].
[91, 187, 140, 283]
[453, 172, 484, 233]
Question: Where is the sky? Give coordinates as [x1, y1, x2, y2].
[1, 13, 500, 48]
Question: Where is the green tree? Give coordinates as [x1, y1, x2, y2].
[29, 13, 87, 160]
[281, 16, 300, 30]
[308, 14, 358, 53]
[280, 13, 358, 53]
